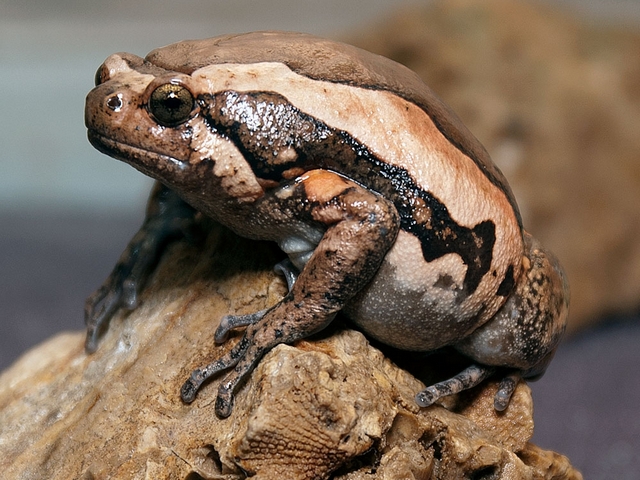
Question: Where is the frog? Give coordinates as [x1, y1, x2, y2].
[84, 31, 569, 418]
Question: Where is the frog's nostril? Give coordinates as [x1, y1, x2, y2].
[106, 94, 123, 112]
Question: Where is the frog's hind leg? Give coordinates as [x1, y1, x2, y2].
[415, 364, 496, 408]
[449, 232, 569, 411]
[415, 366, 522, 411]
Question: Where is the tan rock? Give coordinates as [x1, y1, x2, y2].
[0, 223, 581, 479]
[348, 0, 640, 332]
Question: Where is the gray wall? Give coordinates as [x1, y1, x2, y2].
[2, 0, 639, 214]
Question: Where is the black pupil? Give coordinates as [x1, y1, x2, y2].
[164, 93, 183, 110]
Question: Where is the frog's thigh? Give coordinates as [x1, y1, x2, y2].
[345, 231, 476, 351]
[455, 233, 569, 378]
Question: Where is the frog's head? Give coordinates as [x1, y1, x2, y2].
[85, 51, 265, 210]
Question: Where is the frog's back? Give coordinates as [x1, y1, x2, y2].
[147, 31, 521, 224]
[147, 32, 525, 347]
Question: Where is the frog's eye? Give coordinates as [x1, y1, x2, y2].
[148, 83, 195, 127]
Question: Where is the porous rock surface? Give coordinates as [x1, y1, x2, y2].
[0, 223, 580, 479]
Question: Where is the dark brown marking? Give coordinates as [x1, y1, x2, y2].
[145, 32, 522, 229]
[200, 90, 496, 295]
[434, 274, 455, 289]
[496, 264, 516, 296]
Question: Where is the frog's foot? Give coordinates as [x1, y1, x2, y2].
[182, 298, 338, 417]
[181, 323, 274, 418]
[85, 273, 140, 353]
[84, 184, 199, 353]
[415, 364, 496, 408]
[180, 334, 249, 406]
[415, 365, 522, 411]
[84, 219, 186, 353]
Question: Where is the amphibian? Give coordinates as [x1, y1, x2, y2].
[84, 32, 569, 418]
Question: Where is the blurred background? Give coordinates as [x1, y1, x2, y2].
[1, 0, 639, 477]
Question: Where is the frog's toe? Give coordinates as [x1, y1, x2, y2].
[493, 372, 520, 411]
[273, 258, 299, 291]
[415, 387, 438, 407]
[215, 396, 234, 418]
[215, 309, 268, 344]
[121, 279, 139, 310]
[84, 324, 102, 354]
[180, 372, 201, 404]
[180, 334, 250, 404]
[215, 380, 236, 418]
[84, 286, 122, 353]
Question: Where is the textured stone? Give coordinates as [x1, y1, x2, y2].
[0, 222, 581, 479]
[348, 0, 640, 332]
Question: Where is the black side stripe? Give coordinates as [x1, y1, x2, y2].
[200, 90, 497, 295]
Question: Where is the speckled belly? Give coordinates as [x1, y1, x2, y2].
[344, 231, 502, 351]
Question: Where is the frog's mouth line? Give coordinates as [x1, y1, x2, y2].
[87, 130, 188, 174]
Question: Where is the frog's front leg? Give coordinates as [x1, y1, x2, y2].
[181, 170, 400, 417]
[85, 182, 198, 352]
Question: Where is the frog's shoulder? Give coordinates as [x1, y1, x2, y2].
[146, 31, 521, 226]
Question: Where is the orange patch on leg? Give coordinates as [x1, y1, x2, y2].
[299, 169, 352, 203]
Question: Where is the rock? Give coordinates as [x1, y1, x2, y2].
[0, 222, 581, 479]
[348, 0, 640, 332]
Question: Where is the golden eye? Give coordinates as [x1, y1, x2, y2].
[148, 83, 195, 126]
